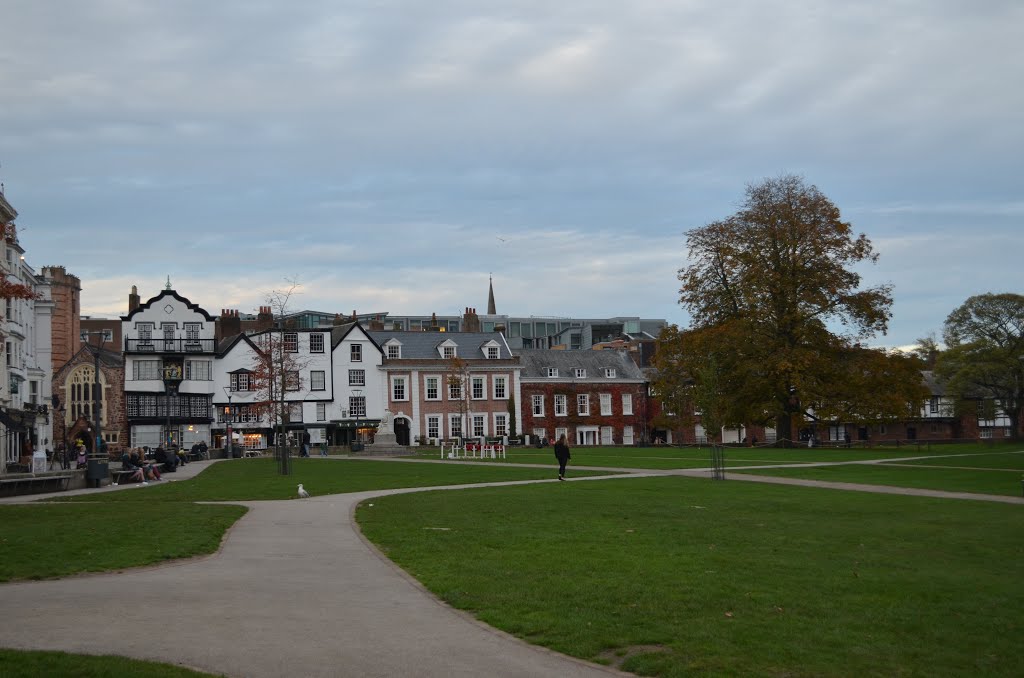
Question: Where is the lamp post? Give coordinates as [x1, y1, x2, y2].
[162, 362, 182, 452]
[81, 331, 109, 487]
[223, 387, 233, 459]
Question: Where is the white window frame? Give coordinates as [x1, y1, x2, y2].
[425, 376, 440, 401]
[392, 376, 408, 401]
[604, 368, 617, 378]
[284, 332, 299, 353]
[471, 376, 485, 400]
[554, 394, 567, 416]
[448, 414, 464, 440]
[622, 393, 633, 415]
[350, 344, 362, 362]
[531, 394, 545, 417]
[486, 346, 499, 359]
[472, 414, 486, 438]
[316, 403, 327, 421]
[600, 426, 613, 445]
[494, 413, 508, 437]
[493, 375, 507, 400]
[310, 370, 326, 391]
[623, 425, 634, 445]
[185, 360, 212, 381]
[310, 333, 325, 353]
[545, 367, 559, 378]
[555, 426, 568, 442]
[577, 393, 590, 416]
[348, 369, 365, 386]
[348, 396, 366, 417]
[599, 393, 612, 416]
[427, 415, 440, 439]
[387, 343, 401, 359]
[574, 368, 586, 379]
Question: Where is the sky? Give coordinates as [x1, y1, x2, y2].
[1, 0, 1021, 348]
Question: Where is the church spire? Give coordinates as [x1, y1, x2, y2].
[487, 275, 496, 315]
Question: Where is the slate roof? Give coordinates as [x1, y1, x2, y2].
[515, 349, 645, 381]
[368, 331, 514, 360]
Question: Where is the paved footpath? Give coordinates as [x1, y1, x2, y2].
[1, 455, 1019, 677]
[0, 461, 626, 677]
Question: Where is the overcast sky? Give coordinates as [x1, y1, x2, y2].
[1, 1, 1020, 348]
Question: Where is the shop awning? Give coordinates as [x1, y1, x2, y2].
[331, 419, 380, 430]
[0, 408, 26, 431]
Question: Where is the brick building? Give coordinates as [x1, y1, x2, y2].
[518, 349, 647, 446]
[368, 331, 520, 445]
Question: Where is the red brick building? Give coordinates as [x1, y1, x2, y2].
[518, 349, 647, 446]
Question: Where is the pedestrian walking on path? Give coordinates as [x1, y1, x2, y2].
[554, 433, 571, 480]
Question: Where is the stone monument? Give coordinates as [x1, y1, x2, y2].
[364, 409, 404, 455]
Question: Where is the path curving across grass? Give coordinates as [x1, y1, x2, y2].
[357, 475, 1024, 677]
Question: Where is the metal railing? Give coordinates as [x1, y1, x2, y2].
[125, 338, 217, 353]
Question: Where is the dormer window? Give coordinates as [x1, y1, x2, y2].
[487, 346, 499, 359]
[481, 340, 501, 359]
[438, 339, 458, 359]
[604, 368, 616, 378]
[545, 367, 559, 378]
[385, 340, 402, 359]
[574, 368, 586, 379]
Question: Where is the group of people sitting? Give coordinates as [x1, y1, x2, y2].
[119, 449, 163, 484]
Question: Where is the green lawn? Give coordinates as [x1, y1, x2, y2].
[888, 450, 1024, 471]
[0, 649, 222, 677]
[408, 441, 1024, 469]
[1, 459, 611, 580]
[0, 503, 245, 582]
[54, 457, 612, 503]
[732, 463, 1024, 496]
[357, 475, 1024, 677]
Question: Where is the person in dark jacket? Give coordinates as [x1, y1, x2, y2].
[554, 434, 571, 481]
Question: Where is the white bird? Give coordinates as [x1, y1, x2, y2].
[297, 483, 310, 499]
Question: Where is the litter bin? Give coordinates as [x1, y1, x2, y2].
[86, 458, 109, 488]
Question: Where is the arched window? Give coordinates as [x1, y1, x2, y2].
[66, 365, 107, 427]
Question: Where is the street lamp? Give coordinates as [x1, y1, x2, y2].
[223, 386, 234, 459]
[162, 362, 182, 451]
[81, 331, 109, 487]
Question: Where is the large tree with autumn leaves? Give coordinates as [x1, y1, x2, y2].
[653, 175, 927, 444]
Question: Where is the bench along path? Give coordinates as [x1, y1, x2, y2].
[0, 469, 627, 678]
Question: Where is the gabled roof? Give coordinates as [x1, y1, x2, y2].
[330, 321, 384, 354]
[217, 332, 263, 358]
[53, 344, 124, 382]
[121, 289, 216, 322]
[368, 331, 514, 360]
[515, 349, 645, 381]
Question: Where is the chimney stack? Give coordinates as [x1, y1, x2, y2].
[129, 285, 140, 313]
[219, 308, 241, 340]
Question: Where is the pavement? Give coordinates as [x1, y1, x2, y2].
[0, 454, 1020, 677]
[0, 459, 628, 677]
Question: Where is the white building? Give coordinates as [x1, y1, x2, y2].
[0, 191, 54, 469]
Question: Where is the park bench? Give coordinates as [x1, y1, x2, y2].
[0, 473, 73, 497]
[110, 468, 145, 485]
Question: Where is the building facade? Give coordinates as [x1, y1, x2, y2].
[517, 349, 647, 446]
[122, 288, 217, 450]
[1, 192, 54, 469]
[369, 331, 521, 445]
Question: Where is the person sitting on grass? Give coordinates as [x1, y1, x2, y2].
[119, 452, 146, 484]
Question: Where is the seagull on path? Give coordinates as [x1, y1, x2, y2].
[297, 483, 310, 499]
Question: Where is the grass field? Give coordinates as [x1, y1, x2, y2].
[0, 649, 221, 677]
[407, 441, 1024, 469]
[357, 475, 1024, 677]
[0, 459, 611, 581]
[53, 457, 613, 504]
[732, 463, 1024, 496]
